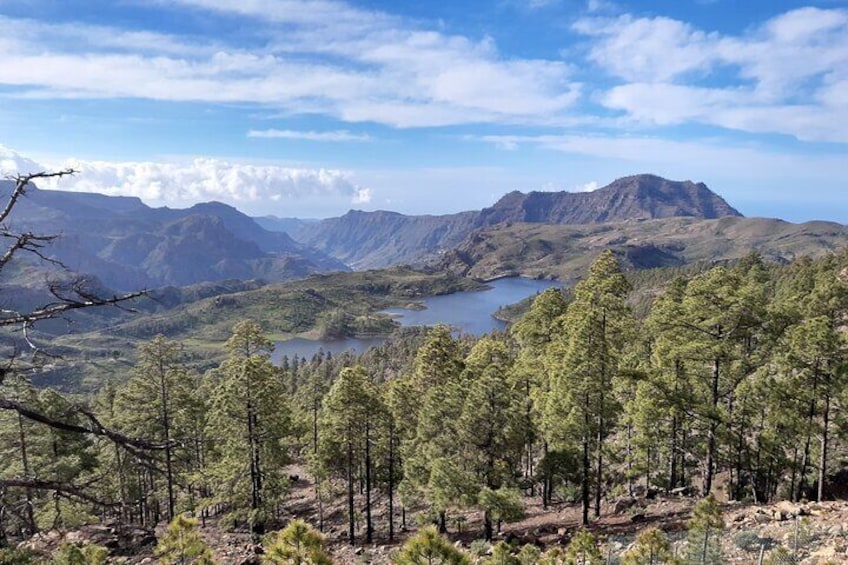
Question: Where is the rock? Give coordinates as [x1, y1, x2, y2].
[811, 545, 838, 560]
[670, 486, 692, 497]
[613, 498, 638, 514]
[354, 547, 364, 555]
[65, 531, 86, 543]
[753, 513, 772, 524]
[774, 501, 804, 519]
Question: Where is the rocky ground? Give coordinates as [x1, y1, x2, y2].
[16, 477, 848, 563]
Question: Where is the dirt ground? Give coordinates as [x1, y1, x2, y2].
[18, 465, 848, 563]
[200, 466, 848, 564]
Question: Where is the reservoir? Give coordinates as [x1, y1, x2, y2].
[272, 277, 559, 363]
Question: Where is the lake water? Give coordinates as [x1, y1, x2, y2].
[272, 277, 559, 363]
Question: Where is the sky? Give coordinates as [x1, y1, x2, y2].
[0, 0, 846, 221]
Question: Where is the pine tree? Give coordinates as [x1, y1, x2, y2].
[318, 366, 382, 545]
[206, 320, 290, 533]
[51, 543, 108, 565]
[155, 514, 215, 565]
[264, 519, 332, 565]
[564, 529, 603, 565]
[622, 528, 679, 565]
[113, 335, 197, 521]
[457, 337, 524, 539]
[545, 251, 634, 524]
[401, 327, 469, 533]
[683, 495, 723, 565]
[511, 287, 569, 505]
[393, 526, 471, 565]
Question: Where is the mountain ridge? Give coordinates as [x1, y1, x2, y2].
[285, 174, 744, 268]
[0, 181, 348, 290]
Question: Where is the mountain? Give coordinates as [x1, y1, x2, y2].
[285, 174, 743, 269]
[253, 215, 319, 237]
[292, 210, 478, 269]
[438, 216, 848, 282]
[1, 181, 348, 290]
[477, 174, 741, 225]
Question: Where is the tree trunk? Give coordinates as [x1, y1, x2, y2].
[483, 510, 493, 541]
[388, 428, 395, 541]
[347, 425, 355, 545]
[595, 311, 606, 518]
[365, 422, 373, 544]
[17, 413, 36, 535]
[581, 432, 590, 525]
[159, 361, 176, 522]
[595, 413, 603, 518]
[817, 393, 830, 503]
[703, 357, 720, 497]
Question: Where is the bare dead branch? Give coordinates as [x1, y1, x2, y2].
[0, 289, 146, 328]
[0, 398, 173, 451]
[0, 478, 118, 507]
[0, 169, 75, 225]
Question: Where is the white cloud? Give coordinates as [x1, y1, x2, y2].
[247, 129, 372, 142]
[476, 133, 848, 183]
[0, 144, 46, 177]
[0, 151, 364, 216]
[352, 187, 373, 204]
[573, 8, 848, 142]
[574, 180, 599, 192]
[574, 15, 720, 82]
[0, 2, 580, 128]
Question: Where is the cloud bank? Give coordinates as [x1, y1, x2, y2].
[0, 146, 371, 215]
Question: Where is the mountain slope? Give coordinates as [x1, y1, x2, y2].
[439, 216, 848, 282]
[287, 174, 742, 269]
[1, 181, 348, 289]
[294, 210, 478, 269]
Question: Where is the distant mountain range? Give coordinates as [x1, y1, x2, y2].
[1, 181, 347, 290]
[282, 174, 743, 268]
[4, 173, 846, 298]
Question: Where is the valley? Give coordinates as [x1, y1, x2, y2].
[3, 171, 848, 565]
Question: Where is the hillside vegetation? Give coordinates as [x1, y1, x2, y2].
[439, 216, 848, 282]
[6, 248, 848, 565]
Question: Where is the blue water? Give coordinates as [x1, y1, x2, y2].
[272, 277, 559, 363]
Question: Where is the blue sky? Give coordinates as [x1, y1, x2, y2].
[0, 0, 846, 221]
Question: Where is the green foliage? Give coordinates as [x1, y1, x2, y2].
[264, 519, 332, 565]
[487, 541, 519, 565]
[516, 544, 542, 565]
[544, 251, 635, 522]
[621, 528, 678, 565]
[51, 543, 108, 565]
[155, 514, 215, 565]
[206, 320, 291, 528]
[683, 495, 724, 565]
[0, 548, 38, 565]
[688, 495, 724, 532]
[477, 488, 525, 526]
[563, 529, 604, 565]
[393, 526, 471, 565]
